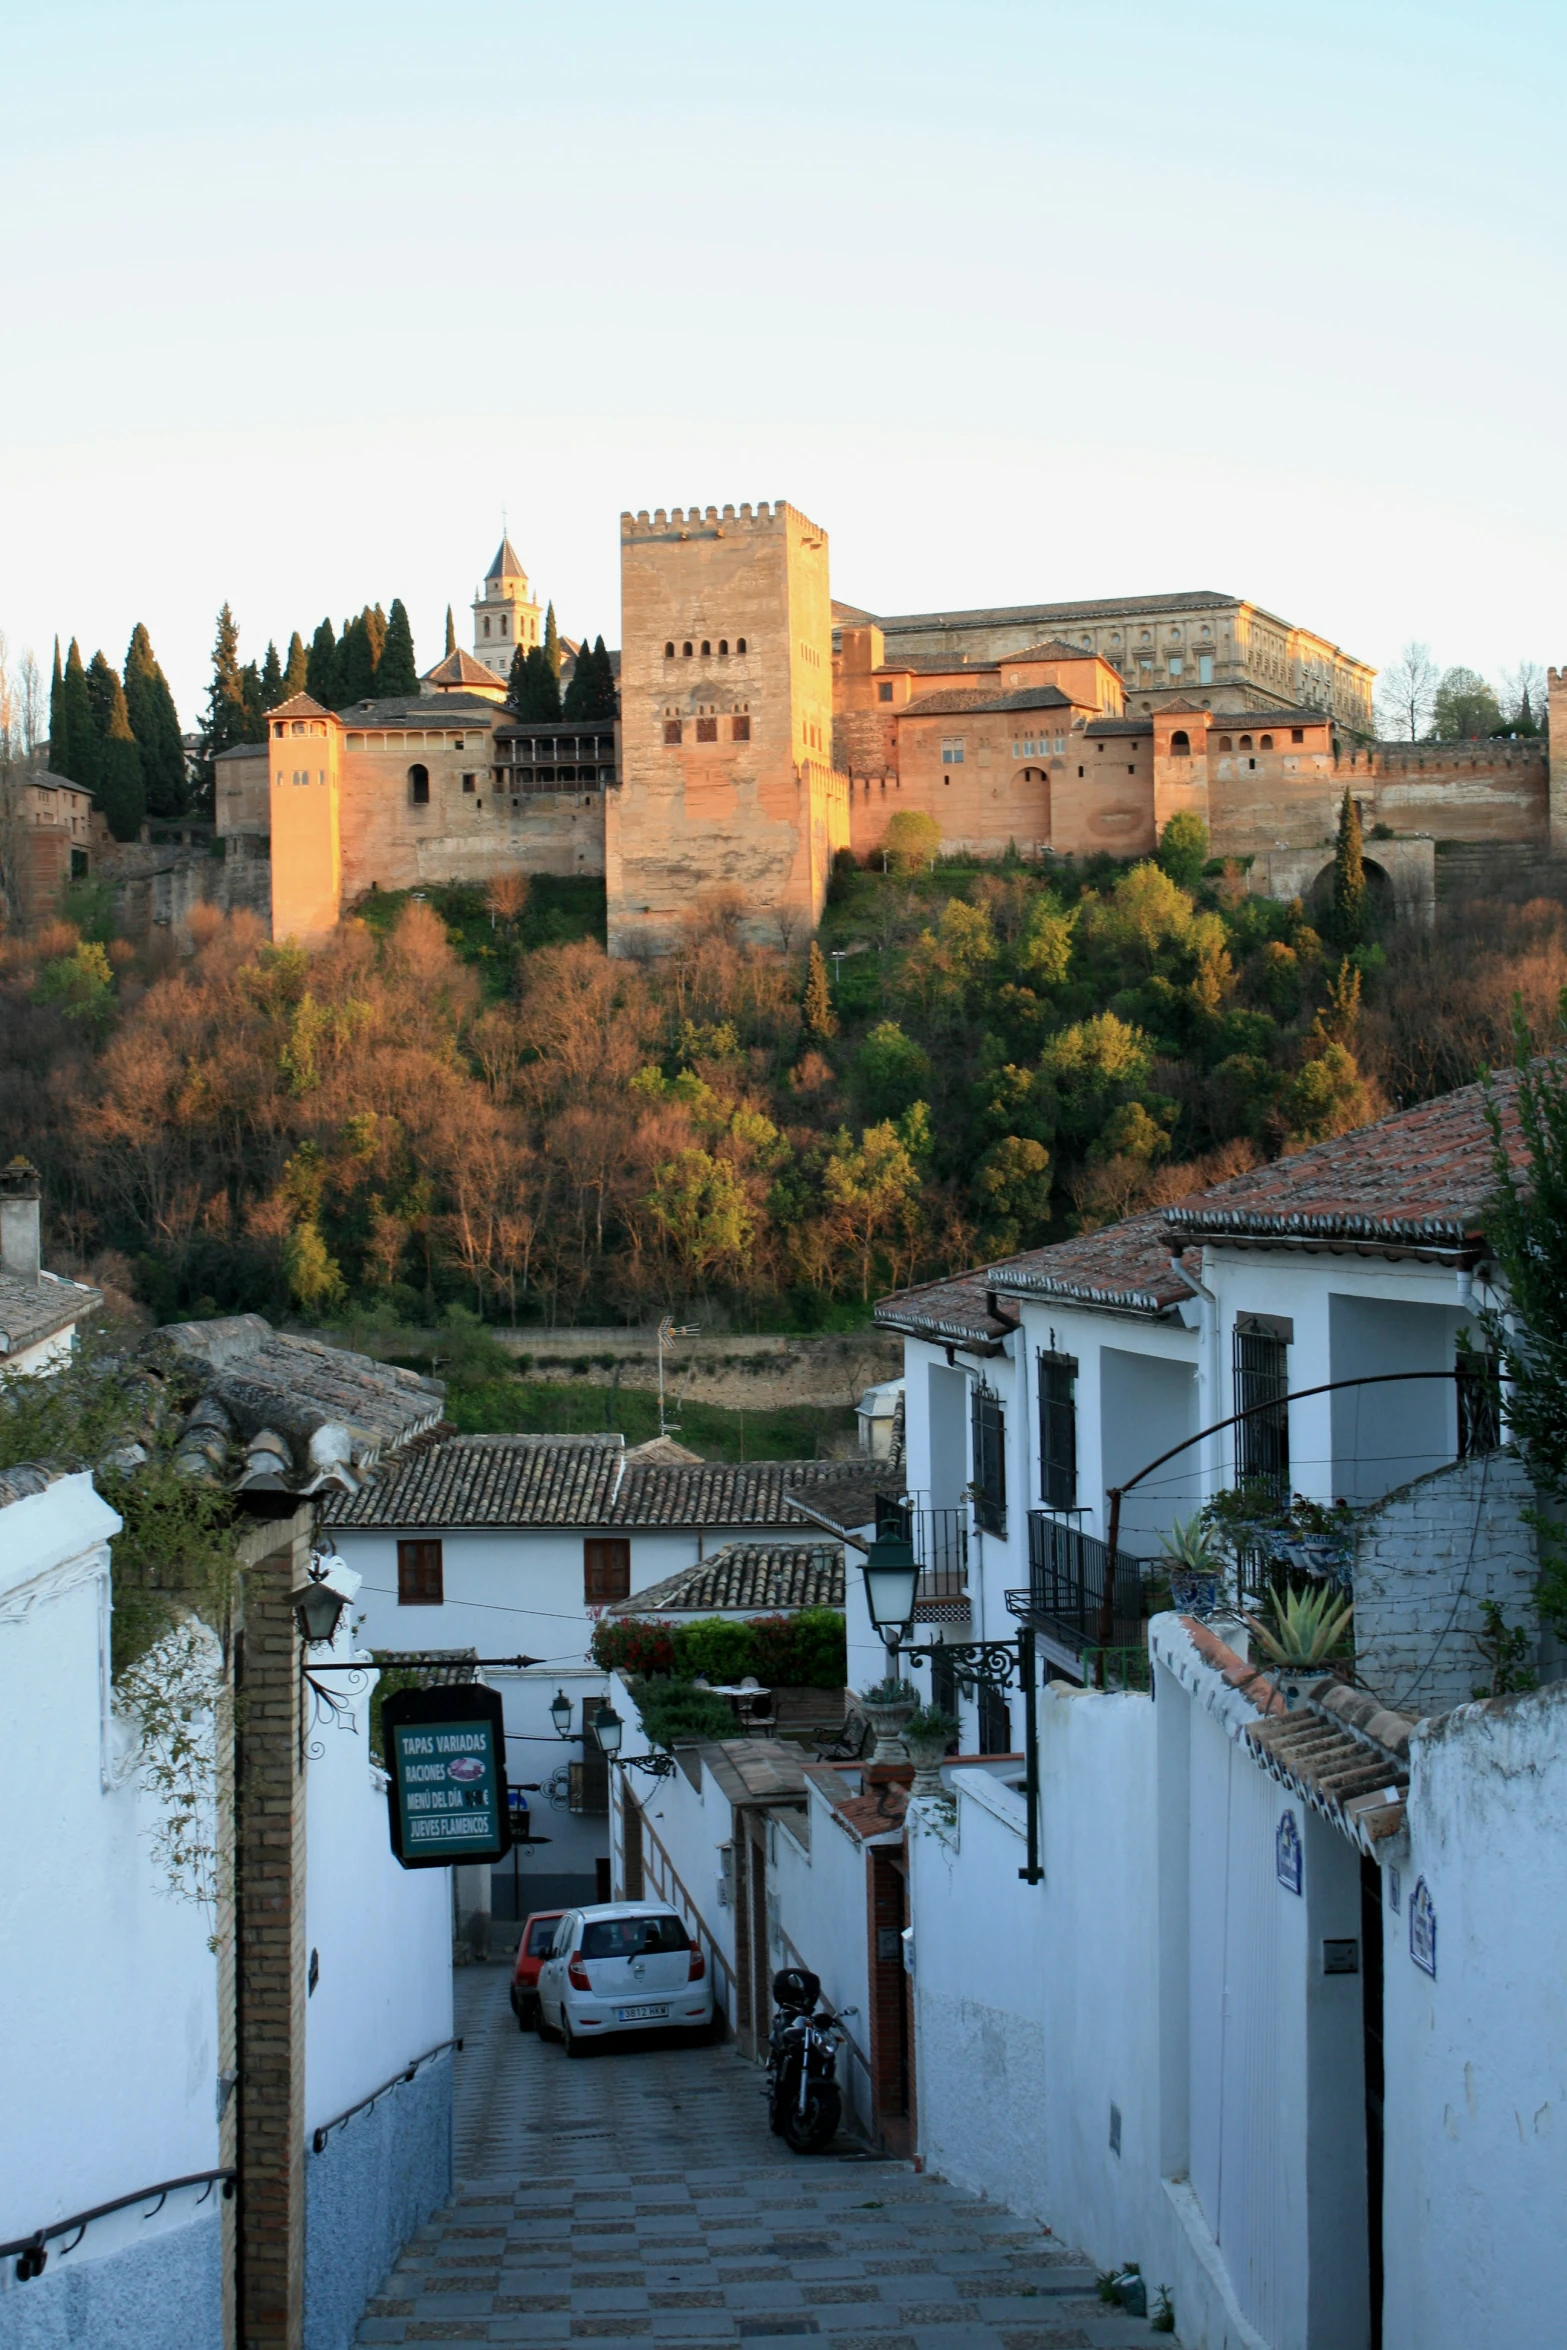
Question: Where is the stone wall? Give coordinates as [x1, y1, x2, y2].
[96, 833, 272, 948]
[1352, 1449, 1539, 1716]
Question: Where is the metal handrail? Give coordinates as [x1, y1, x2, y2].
[3, 2169, 234, 2282]
[631, 1804, 738, 1994]
[310, 2035, 463, 2156]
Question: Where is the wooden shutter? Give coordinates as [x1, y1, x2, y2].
[584, 1537, 631, 1604]
[971, 1384, 1006, 1535]
[1038, 1352, 1077, 1511]
[397, 1538, 443, 1605]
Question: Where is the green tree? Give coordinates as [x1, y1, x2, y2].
[975, 1133, 1052, 1245]
[1015, 894, 1078, 988]
[800, 940, 837, 1042]
[583, 636, 617, 718]
[123, 624, 186, 816]
[855, 1020, 930, 1122]
[1330, 788, 1368, 947]
[512, 643, 562, 721]
[259, 640, 283, 709]
[823, 1120, 921, 1299]
[882, 808, 941, 877]
[1430, 666, 1503, 740]
[88, 654, 146, 840]
[307, 618, 340, 707]
[48, 639, 66, 773]
[55, 639, 101, 791]
[444, 605, 456, 656]
[338, 610, 376, 704]
[1158, 811, 1209, 891]
[376, 598, 417, 697]
[544, 600, 560, 679]
[647, 1147, 754, 1282]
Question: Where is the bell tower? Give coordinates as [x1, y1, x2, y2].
[473, 534, 542, 680]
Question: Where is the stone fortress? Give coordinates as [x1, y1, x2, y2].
[212, 505, 1567, 954]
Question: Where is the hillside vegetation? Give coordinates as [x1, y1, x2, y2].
[3, 815, 1564, 1333]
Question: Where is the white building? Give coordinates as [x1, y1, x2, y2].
[0, 1157, 100, 1375]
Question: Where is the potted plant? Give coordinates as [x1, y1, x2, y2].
[1243, 1582, 1355, 1708]
[1158, 1514, 1226, 1617]
[901, 1704, 959, 1799]
[858, 1676, 919, 1762]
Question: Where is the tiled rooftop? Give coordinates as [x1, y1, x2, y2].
[853, 590, 1241, 631]
[605, 1540, 845, 1616]
[900, 684, 1075, 720]
[986, 1212, 1196, 1319]
[0, 1268, 102, 1360]
[874, 1267, 1019, 1344]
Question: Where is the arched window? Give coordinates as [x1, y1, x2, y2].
[482, 618, 491, 638]
[1260, 733, 1274, 750]
[665, 642, 675, 658]
[1218, 735, 1232, 751]
[500, 616, 508, 636]
[683, 642, 693, 657]
[719, 640, 728, 656]
[1239, 734, 1253, 750]
[1171, 730, 1190, 755]
[409, 764, 430, 805]
[736, 638, 747, 654]
[701, 640, 711, 656]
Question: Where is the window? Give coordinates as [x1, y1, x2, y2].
[1218, 735, 1233, 751]
[731, 713, 751, 741]
[1168, 656, 1184, 678]
[878, 681, 894, 702]
[941, 737, 965, 766]
[1233, 1314, 1291, 1495]
[930, 1643, 958, 1718]
[1260, 733, 1274, 750]
[1171, 730, 1190, 755]
[719, 640, 728, 656]
[1239, 734, 1253, 750]
[978, 1684, 1012, 1755]
[664, 720, 682, 745]
[397, 1538, 443, 1605]
[1291, 727, 1305, 743]
[665, 641, 675, 658]
[736, 638, 747, 654]
[409, 764, 430, 804]
[1038, 1352, 1077, 1510]
[461, 772, 476, 793]
[1198, 654, 1214, 685]
[483, 618, 491, 638]
[682, 642, 693, 657]
[582, 1913, 687, 1959]
[971, 1383, 1006, 1536]
[585, 1537, 631, 1604]
[1457, 1350, 1502, 1459]
[696, 716, 718, 742]
[500, 616, 508, 636]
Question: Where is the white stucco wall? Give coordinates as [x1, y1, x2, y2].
[608, 1685, 740, 2010]
[1382, 1680, 1567, 2350]
[769, 1777, 878, 2135]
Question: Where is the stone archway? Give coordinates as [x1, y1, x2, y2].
[1007, 764, 1051, 851]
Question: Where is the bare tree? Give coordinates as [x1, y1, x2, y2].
[1374, 641, 1439, 741]
[1500, 659, 1547, 732]
[0, 634, 30, 935]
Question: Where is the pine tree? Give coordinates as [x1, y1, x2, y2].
[260, 639, 284, 709]
[124, 624, 187, 816]
[801, 939, 838, 1041]
[444, 605, 456, 657]
[512, 643, 562, 721]
[57, 640, 101, 791]
[91, 659, 146, 841]
[282, 631, 309, 698]
[48, 639, 66, 773]
[376, 598, 417, 697]
[544, 601, 560, 680]
[1330, 787, 1367, 947]
[338, 611, 376, 704]
[307, 618, 340, 708]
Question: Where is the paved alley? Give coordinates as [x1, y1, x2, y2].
[354, 1964, 1178, 2349]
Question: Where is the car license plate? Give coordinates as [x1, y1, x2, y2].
[616, 2002, 669, 2021]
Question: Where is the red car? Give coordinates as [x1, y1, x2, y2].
[510, 1910, 565, 2031]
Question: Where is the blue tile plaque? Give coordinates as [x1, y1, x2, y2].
[1276, 1807, 1303, 1894]
[1410, 1877, 1437, 1978]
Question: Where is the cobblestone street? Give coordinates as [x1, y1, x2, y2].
[354, 1963, 1177, 2349]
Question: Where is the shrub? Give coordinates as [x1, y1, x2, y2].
[882, 809, 942, 877]
[634, 1679, 738, 1749]
[672, 1616, 758, 1682]
[590, 1617, 677, 1677]
[1157, 811, 1209, 892]
[750, 1607, 847, 1688]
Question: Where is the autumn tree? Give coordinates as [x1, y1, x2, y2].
[1330, 788, 1367, 948]
[800, 940, 836, 1042]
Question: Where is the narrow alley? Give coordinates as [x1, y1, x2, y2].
[353, 1963, 1176, 2349]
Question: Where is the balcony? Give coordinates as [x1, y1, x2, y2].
[875, 1492, 969, 1613]
[1007, 1512, 1148, 1655]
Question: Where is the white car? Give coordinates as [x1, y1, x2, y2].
[535, 1902, 714, 2055]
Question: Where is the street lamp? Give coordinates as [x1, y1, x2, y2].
[549, 1689, 574, 1740]
[862, 1534, 919, 1641]
[593, 1701, 623, 1757]
[593, 1700, 675, 1779]
[290, 1561, 348, 1648]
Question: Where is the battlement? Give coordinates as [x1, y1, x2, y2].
[620, 501, 825, 542]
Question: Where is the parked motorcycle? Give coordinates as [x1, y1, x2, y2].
[766, 1967, 852, 2154]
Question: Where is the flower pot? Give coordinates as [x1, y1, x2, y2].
[902, 1731, 952, 1800]
[861, 1697, 917, 1764]
[1169, 1569, 1220, 1618]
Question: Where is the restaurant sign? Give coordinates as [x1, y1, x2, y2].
[383, 1683, 512, 1869]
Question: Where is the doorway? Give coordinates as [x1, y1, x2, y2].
[620, 1782, 644, 1901]
[869, 1849, 914, 2155]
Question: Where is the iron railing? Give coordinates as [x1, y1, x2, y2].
[876, 1492, 969, 1605]
[1012, 1512, 1149, 1653]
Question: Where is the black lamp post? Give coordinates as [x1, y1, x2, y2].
[857, 1545, 1042, 1886]
[290, 1560, 348, 1648]
[549, 1689, 574, 1740]
[593, 1700, 676, 1780]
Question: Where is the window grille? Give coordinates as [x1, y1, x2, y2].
[978, 1684, 1012, 1754]
[1038, 1352, 1077, 1510]
[663, 720, 682, 746]
[971, 1383, 1006, 1536]
[696, 716, 718, 742]
[731, 714, 750, 741]
[930, 1643, 958, 1719]
[1457, 1350, 1501, 1459]
[1233, 1316, 1290, 1495]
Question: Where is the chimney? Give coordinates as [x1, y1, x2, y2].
[0, 1158, 42, 1284]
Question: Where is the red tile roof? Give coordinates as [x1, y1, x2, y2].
[874, 1269, 1018, 1344]
[986, 1210, 1198, 1317]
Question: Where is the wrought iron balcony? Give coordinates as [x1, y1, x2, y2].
[1007, 1511, 1148, 1655]
[875, 1491, 969, 1608]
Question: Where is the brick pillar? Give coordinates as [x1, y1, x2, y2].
[232, 1513, 312, 2350]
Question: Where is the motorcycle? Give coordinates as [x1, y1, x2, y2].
[766, 1967, 853, 2155]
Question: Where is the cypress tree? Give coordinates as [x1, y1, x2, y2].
[282, 631, 309, 699]
[260, 639, 284, 709]
[57, 640, 101, 791]
[444, 605, 456, 657]
[512, 643, 562, 721]
[307, 618, 340, 707]
[376, 598, 417, 697]
[1330, 787, 1367, 947]
[241, 660, 264, 733]
[505, 646, 529, 709]
[367, 603, 388, 677]
[586, 635, 617, 719]
[338, 611, 375, 704]
[544, 601, 560, 680]
[124, 624, 186, 816]
[92, 661, 146, 840]
[48, 639, 66, 771]
[801, 940, 837, 1041]
[561, 641, 586, 720]
[199, 603, 263, 802]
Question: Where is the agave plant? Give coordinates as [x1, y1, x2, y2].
[1245, 1581, 1354, 1669]
[1158, 1513, 1226, 1574]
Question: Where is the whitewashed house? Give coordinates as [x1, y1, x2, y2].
[0, 1157, 100, 1375]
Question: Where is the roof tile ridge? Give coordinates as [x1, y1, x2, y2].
[1180, 1615, 1289, 1716]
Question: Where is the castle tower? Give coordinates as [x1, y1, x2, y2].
[607, 501, 848, 956]
[264, 693, 343, 946]
[472, 535, 542, 680]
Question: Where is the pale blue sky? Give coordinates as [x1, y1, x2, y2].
[3, 0, 1562, 722]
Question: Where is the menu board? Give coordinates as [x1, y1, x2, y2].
[383, 1683, 511, 1869]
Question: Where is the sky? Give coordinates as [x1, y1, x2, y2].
[3, 0, 1563, 727]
